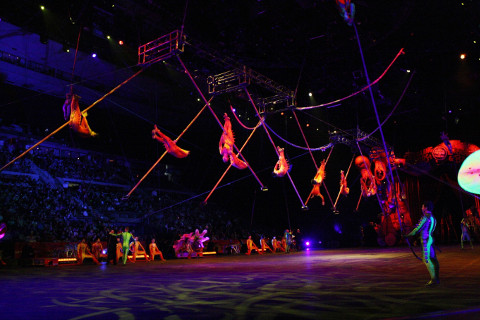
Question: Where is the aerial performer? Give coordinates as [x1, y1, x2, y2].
[340, 170, 350, 196]
[335, 0, 355, 26]
[406, 201, 440, 287]
[63, 93, 97, 137]
[354, 155, 376, 197]
[305, 159, 327, 206]
[219, 113, 247, 170]
[151, 125, 190, 158]
[273, 146, 290, 177]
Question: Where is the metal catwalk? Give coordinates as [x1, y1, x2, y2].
[1, 246, 479, 320]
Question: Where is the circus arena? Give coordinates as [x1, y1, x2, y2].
[1, 1, 480, 319]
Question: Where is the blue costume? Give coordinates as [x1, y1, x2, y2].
[407, 201, 439, 286]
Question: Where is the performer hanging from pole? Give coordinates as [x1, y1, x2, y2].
[406, 201, 440, 286]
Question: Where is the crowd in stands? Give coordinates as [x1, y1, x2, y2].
[0, 129, 279, 263]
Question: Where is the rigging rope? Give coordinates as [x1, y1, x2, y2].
[230, 104, 263, 130]
[293, 48, 405, 112]
[357, 70, 415, 142]
[263, 122, 332, 151]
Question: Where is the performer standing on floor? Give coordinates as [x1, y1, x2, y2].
[460, 217, 474, 249]
[107, 230, 119, 265]
[406, 201, 440, 286]
[120, 227, 135, 265]
[284, 229, 293, 253]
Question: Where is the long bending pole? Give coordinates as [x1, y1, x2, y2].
[176, 55, 266, 190]
[244, 88, 307, 209]
[202, 120, 262, 205]
[0, 68, 145, 173]
[123, 97, 212, 200]
[353, 24, 403, 232]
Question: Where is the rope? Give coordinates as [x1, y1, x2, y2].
[357, 70, 415, 142]
[263, 122, 332, 151]
[292, 48, 405, 112]
[70, 28, 82, 88]
[292, 110, 318, 170]
[333, 155, 355, 209]
[230, 104, 262, 130]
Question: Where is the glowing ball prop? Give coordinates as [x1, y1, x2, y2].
[458, 150, 480, 195]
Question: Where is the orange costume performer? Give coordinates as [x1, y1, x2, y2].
[219, 113, 247, 170]
[340, 170, 350, 196]
[91, 238, 104, 262]
[260, 237, 274, 253]
[305, 159, 327, 206]
[246, 236, 262, 255]
[129, 237, 149, 263]
[63, 93, 97, 137]
[273, 146, 290, 177]
[116, 238, 123, 264]
[271, 237, 284, 252]
[151, 125, 190, 158]
[77, 239, 100, 265]
[355, 155, 377, 197]
[149, 239, 166, 261]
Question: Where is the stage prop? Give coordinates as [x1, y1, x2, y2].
[458, 150, 480, 195]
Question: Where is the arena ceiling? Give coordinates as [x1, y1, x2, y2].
[1, 0, 479, 220]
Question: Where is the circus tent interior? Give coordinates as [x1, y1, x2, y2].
[1, 0, 480, 246]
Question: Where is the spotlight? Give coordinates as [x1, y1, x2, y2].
[40, 5, 45, 10]
[308, 92, 313, 97]
[305, 241, 310, 247]
[460, 53, 466, 60]
[91, 53, 97, 58]
[118, 40, 124, 46]
[106, 35, 111, 39]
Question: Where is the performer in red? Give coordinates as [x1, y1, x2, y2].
[129, 237, 149, 263]
[77, 239, 100, 265]
[260, 236, 274, 253]
[91, 238, 103, 262]
[246, 236, 262, 255]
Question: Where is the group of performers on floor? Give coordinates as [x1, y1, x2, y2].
[76, 227, 166, 265]
[246, 229, 301, 255]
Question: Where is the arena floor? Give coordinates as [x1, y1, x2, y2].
[1, 245, 479, 320]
